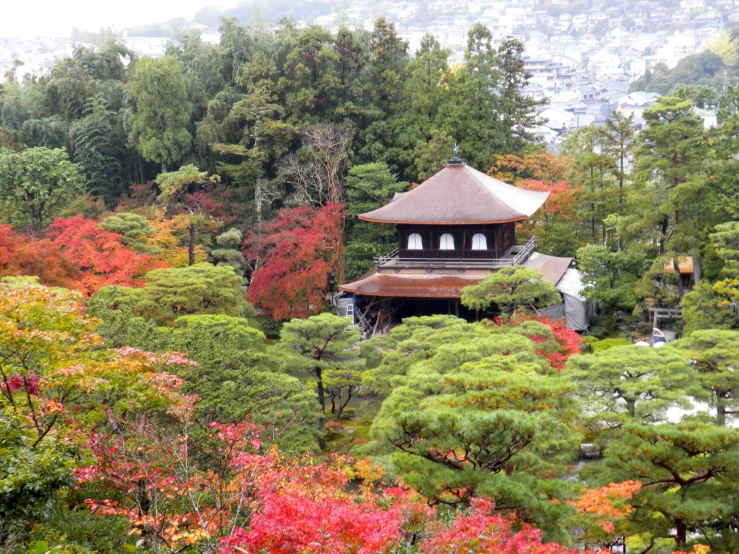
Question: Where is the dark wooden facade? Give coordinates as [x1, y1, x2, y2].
[397, 223, 516, 259]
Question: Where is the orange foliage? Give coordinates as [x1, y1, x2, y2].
[489, 154, 579, 232]
[48, 215, 165, 296]
[672, 546, 710, 554]
[0, 224, 79, 288]
[569, 481, 642, 534]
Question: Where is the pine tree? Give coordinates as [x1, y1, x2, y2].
[368, 318, 580, 540]
[209, 228, 246, 274]
[566, 345, 703, 433]
[460, 265, 561, 315]
[624, 96, 708, 290]
[278, 313, 362, 449]
[603, 422, 739, 550]
[496, 37, 544, 153]
[99, 213, 158, 254]
[668, 330, 739, 426]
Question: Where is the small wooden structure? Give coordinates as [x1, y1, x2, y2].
[646, 307, 683, 330]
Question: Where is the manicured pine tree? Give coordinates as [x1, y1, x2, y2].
[603, 422, 739, 551]
[460, 265, 561, 315]
[668, 330, 739, 426]
[566, 345, 703, 435]
[99, 213, 159, 254]
[279, 313, 362, 449]
[370, 321, 580, 540]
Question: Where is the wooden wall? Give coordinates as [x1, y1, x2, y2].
[396, 223, 516, 259]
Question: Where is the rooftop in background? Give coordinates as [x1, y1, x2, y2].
[359, 162, 550, 225]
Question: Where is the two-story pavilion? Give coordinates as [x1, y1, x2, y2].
[338, 157, 575, 333]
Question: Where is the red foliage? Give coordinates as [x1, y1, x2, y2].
[494, 314, 584, 370]
[0, 223, 19, 266]
[114, 182, 157, 212]
[534, 317, 584, 370]
[79, 415, 604, 554]
[0, 372, 40, 396]
[0, 224, 79, 288]
[244, 203, 343, 320]
[419, 499, 582, 554]
[196, 183, 236, 222]
[47, 215, 164, 296]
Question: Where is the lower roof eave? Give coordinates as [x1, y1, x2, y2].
[338, 285, 465, 299]
[338, 252, 575, 300]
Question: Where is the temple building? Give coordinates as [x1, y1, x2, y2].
[337, 156, 589, 335]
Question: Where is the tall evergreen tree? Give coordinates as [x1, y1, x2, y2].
[344, 163, 408, 280]
[496, 37, 544, 153]
[70, 96, 124, 205]
[601, 112, 636, 216]
[623, 96, 709, 290]
[127, 56, 193, 172]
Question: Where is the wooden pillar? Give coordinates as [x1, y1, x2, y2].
[372, 299, 386, 338]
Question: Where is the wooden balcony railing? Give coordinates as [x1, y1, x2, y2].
[374, 236, 538, 271]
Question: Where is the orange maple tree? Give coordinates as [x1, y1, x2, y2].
[0, 223, 79, 288]
[567, 480, 642, 550]
[489, 153, 579, 232]
[47, 215, 166, 296]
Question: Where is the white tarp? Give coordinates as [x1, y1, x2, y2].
[556, 268, 593, 331]
[537, 303, 566, 322]
[537, 269, 592, 331]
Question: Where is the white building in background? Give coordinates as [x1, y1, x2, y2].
[694, 107, 718, 129]
[615, 91, 661, 127]
[588, 51, 621, 79]
[680, 0, 706, 10]
[539, 107, 575, 129]
[573, 14, 588, 29]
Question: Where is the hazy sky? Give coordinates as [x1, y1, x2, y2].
[2, 0, 240, 38]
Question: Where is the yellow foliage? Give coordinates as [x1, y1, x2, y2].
[147, 209, 207, 268]
[707, 31, 739, 67]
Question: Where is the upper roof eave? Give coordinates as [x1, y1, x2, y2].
[357, 214, 529, 225]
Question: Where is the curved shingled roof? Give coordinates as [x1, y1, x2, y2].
[359, 164, 550, 225]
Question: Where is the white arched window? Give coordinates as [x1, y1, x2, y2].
[471, 233, 488, 250]
[407, 233, 423, 250]
[439, 233, 455, 250]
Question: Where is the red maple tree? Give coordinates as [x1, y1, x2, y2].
[47, 215, 165, 296]
[0, 223, 79, 288]
[244, 203, 343, 320]
[79, 417, 613, 554]
[489, 154, 579, 236]
[489, 314, 583, 370]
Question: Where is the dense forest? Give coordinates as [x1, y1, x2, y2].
[1, 15, 739, 554]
